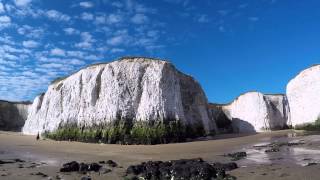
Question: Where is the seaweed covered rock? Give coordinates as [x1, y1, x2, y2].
[23, 57, 217, 144]
[125, 158, 237, 180]
[0, 100, 31, 131]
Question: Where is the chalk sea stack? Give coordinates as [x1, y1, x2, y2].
[287, 65, 320, 127]
[22, 57, 217, 144]
[0, 100, 31, 131]
[220, 92, 290, 133]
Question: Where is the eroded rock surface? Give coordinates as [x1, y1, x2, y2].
[287, 65, 320, 126]
[23, 57, 217, 139]
[0, 100, 30, 131]
[222, 92, 290, 133]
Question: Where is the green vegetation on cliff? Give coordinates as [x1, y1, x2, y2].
[294, 118, 320, 131]
[43, 119, 208, 145]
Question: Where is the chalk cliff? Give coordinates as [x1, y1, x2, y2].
[22, 57, 217, 138]
[221, 92, 290, 133]
[287, 65, 320, 126]
[0, 100, 30, 131]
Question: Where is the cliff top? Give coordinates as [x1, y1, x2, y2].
[51, 56, 171, 84]
[0, 100, 32, 105]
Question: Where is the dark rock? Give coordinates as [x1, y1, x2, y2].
[127, 164, 144, 175]
[106, 160, 118, 167]
[60, 161, 80, 172]
[265, 147, 280, 153]
[306, 162, 318, 166]
[81, 176, 91, 180]
[88, 163, 101, 172]
[211, 162, 238, 171]
[79, 163, 89, 173]
[125, 158, 235, 180]
[30, 172, 48, 177]
[102, 168, 112, 174]
[0, 160, 15, 164]
[14, 159, 25, 163]
[225, 152, 247, 161]
[56, 174, 63, 179]
[61, 161, 102, 173]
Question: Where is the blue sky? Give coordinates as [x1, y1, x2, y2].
[0, 0, 319, 103]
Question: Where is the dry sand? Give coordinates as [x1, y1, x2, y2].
[0, 130, 319, 180]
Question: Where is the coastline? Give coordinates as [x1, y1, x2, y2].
[1, 130, 320, 179]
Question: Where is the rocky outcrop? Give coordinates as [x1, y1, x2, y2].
[221, 92, 290, 133]
[287, 65, 320, 126]
[208, 104, 232, 133]
[22, 57, 217, 142]
[0, 100, 31, 131]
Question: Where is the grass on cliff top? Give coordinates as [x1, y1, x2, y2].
[43, 120, 210, 145]
[295, 118, 320, 131]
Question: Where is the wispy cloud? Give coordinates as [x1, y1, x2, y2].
[0, 2, 5, 13]
[14, 0, 32, 7]
[50, 48, 66, 57]
[81, 12, 94, 21]
[22, 40, 39, 48]
[79, 1, 94, 8]
[63, 27, 80, 35]
[131, 13, 149, 24]
[46, 10, 71, 22]
[17, 25, 45, 39]
[75, 32, 95, 49]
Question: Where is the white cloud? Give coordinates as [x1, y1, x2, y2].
[0, 2, 5, 13]
[14, 0, 32, 7]
[0, 15, 11, 23]
[46, 10, 71, 22]
[131, 13, 149, 24]
[107, 36, 125, 46]
[111, 2, 123, 8]
[79, 1, 94, 8]
[22, 40, 39, 48]
[197, 14, 209, 23]
[75, 32, 95, 49]
[67, 51, 85, 58]
[107, 14, 123, 24]
[110, 48, 124, 53]
[17, 25, 44, 38]
[95, 15, 106, 24]
[51, 48, 66, 57]
[69, 59, 85, 65]
[63, 27, 80, 35]
[81, 12, 94, 21]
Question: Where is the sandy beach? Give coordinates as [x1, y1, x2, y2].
[0, 130, 319, 179]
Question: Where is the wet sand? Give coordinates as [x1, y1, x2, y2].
[0, 130, 319, 179]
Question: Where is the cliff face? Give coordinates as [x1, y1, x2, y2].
[23, 58, 217, 136]
[222, 92, 290, 133]
[0, 101, 30, 131]
[287, 65, 320, 126]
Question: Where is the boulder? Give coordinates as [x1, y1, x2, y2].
[0, 100, 31, 131]
[287, 65, 320, 126]
[22, 57, 217, 143]
[222, 92, 290, 133]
